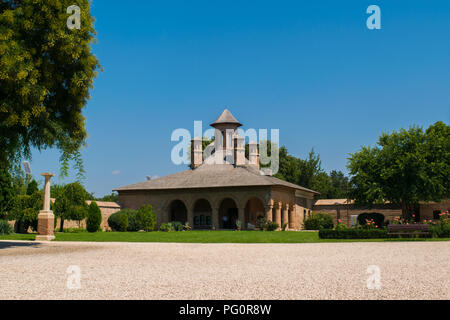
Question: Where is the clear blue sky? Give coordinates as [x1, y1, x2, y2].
[29, 0, 450, 197]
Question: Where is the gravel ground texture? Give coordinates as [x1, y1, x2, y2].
[0, 241, 448, 300]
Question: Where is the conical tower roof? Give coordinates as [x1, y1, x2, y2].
[210, 109, 242, 127]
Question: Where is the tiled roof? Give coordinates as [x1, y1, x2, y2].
[210, 109, 242, 127]
[115, 163, 319, 194]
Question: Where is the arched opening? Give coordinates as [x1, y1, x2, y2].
[244, 197, 265, 229]
[219, 198, 238, 229]
[193, 199, 212, 229]
[169, 200, 188, 223]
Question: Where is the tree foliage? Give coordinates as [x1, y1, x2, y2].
[26, 179, 38, 195]
[8, 190, 43, 233]
[0, 0, 100, 178]
[135, 204, 156, 232]
[96, 192, 118, 203]
[86, 201, 101, 232]
[274, 146, 349, 198]
[0, 155, 13, 217]
[53, 182, 90, 229]
[348, 122, 450, 219]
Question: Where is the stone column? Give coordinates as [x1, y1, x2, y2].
[282, 204, 289, 229]
[238, 207, 245, 230]
[265, 203, 273, 222]
[274, 202, 282, 229]
[289, 204, 296, 230]
[36, 173, 55, 241]
[212, 207, 220, 230]
[187, 207, 194, 228]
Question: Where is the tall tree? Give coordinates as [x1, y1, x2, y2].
[0, 0, 100, 178]
[348, 122, 450, 219]
[0, 154, 13, 218]
[53, 182, 90, 230]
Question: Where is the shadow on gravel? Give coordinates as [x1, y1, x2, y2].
[0, 241, 42, 250]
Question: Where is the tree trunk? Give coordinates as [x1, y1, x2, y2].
[60, 218, 64, 232]
[401, 202, 415, 221]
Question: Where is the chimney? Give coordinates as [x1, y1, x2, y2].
[191, 137, 203, 169]
[233, 134, 245, 166]
[249, 141, 260, 168]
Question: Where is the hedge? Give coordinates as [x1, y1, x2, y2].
[304, 213, 334, 230]
[319, 229, 388, 239]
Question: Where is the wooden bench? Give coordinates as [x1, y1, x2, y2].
[388, 224, 430, 237]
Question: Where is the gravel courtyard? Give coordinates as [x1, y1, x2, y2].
[0, 241, 448, 300]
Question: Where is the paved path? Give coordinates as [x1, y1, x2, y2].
[0, 241, 448, 300]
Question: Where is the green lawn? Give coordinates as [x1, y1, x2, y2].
[1, 231, 449, 243]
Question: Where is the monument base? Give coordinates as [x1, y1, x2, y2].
[35, 235, 56, 241]
[37, 210, 55, 242]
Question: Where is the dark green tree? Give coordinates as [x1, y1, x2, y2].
[135, 204, 156, 232]
[9, 190, 43, 233]
[0, 0, 101, 178]
[0, 155, 13, 218]
[53, 182, 90, 230]
[348, 122, 450, 219]
[26, 179, 38, 195]
[96, 192, 119, 203]
[86, 201, 102, 233]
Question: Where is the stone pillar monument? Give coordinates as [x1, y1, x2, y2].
[36, 173, 55, 241]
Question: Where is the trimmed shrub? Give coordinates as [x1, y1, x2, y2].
[136, 204, 156, 231]
[0, 220, 12, 235]
[108, 209, 137, 232]
[304, 213, 334, 230]
[86, 202, 102, 233]
[319, 229, 388, 239]
[119, 214, 129, 232]
[357, 213, 385, 228]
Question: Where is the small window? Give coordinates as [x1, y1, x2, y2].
[433, 210, 441, 220]
[303, 209, 306, 221]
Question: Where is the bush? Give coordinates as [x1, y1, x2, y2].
[119, 214, 129, 232]
[0, 220, 12, 235]
[108, 209, 136, 232]
[304, 213, 334, 230]
[256, 217, 267, 230]
[136, 204, 156, 231]
[255, 217, 279, 231]
[319, 229, 388, 239]
[159, 223, 171, 232]
[265, 221, 279, 231]
[170, 221, 184, 232]
[86, 202, 102, 233]
[357, 213, 385, 228]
